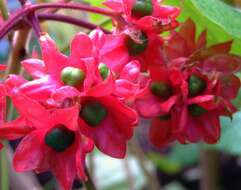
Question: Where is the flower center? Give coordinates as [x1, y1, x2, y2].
[159, 114, 171, 120]
[188, 104, 207, 117]
[188, 74, 206, 97]
[131, 0, 153, 18]
[80, 101, 108, 127]
[125, 32, 148, 56]
[150, 81, 173, 100]
[61, 66, 85, 86]
[98, 63, 110, 80]
[45, 124, 75, 152]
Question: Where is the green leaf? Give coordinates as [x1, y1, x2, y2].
[164, 0, 241, 55]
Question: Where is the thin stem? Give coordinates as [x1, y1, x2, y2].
[129, 138, 161, 190]
[0, 2, 116, 39]
[123, 158, 135, 190]
[200, 149, 220, 190]
[26, 12, 41, 37]
[0, 142, 9, 190]
[38, 13, 110, 33]
[0, 0, 9, 20]
[18, 0, 42, 38]
[84, 168, 97, 190]
[31, 3, 117, 17]
[5, 28, 30, 77]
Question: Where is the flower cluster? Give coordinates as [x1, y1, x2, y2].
[0, 0, 240, 189]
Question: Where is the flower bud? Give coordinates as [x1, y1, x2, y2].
[188, 74, 206, 97]
[80, 102, 108, 127]
[61, 66, 85, 86]
[188, 104, 207, 117]
[150, 81, 173, 100]
[45, 125, 75, 152]
[98, 63, 110, 80]
[125, 32, 148, 56]
[131, 0, 153, 18]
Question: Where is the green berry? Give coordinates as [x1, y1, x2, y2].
[98, 63, 110, 80]
[125, 32, 148, 56]
[45, 125, 75, 152]
[188, 104, 207, 117]
[131, 0, 153, 18]
[80, 102, 108, 127]
[61, 66, 85, 86]
[150, 82, 173, 100]
[188, 74, 206, 97]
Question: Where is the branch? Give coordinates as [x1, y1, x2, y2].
[38, 13, 111, 33]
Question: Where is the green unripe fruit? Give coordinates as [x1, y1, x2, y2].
[150, 81, 173, 100]
[61, 66, 85, 86]
[188, 74, 206, 97]
[80, 102, 108, 127]
[188, 104, 207, 117]
[125, 32, 148, 56]
[98, 63, 110, 80]
[131, 0, 153, 18]
[45, 125, 75, 152]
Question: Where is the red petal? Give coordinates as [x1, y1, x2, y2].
[39, 33, 68, 81]
[0, 117, 31, 140]
[165, 32, 189, 60]
[76, 136, 94, 180]
[11, 92, 50, 128]
[178, 19, 196, 53]
[221, 75, 240, 99]
[203, 54, 241, 75]
[87, 73, 115, 97]
[200, 113, 220, 144]
[196, 30, 207, 50]
[19, 76, 59, 101]
[149, 118, 173, 147]
[119, 60, 140, 82]
[51, 105, 79, 131]
[190, 41, 233, 61]
[51, 154, 76, 190]
[114, 79, 139, 98]
[0, 64, 6, 71]
[21, 59, 46, 78]
[13, 131, 43, 172]
[71, 32, 93, 58]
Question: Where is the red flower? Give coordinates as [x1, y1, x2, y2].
[135, 66, 183, 117]
[104, 0, 180, 32]
[0, 92, 93, 190]
[15, 32, 115, 103]
[113, 60, 142, 103]
[53, 86, 138, 158]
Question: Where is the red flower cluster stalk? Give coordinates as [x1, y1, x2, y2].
[0, 0, 240, 189]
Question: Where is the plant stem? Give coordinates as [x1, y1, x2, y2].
[0, 0, 9, 20]
[200, 149, 220, 190]
[5, 28, 29, 77]
[84, 168, 97, 190]
[0, 142, 9, 190]
[31, 3, 117, 17]
[129, 138, 161, 190]
[123, 158, 135, 190]
[38, 13, 110, 33]
[0, 2, 116, 39]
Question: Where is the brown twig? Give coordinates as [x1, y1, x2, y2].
[129, 138, 161, 190]
[200, 149, 220, 190]
[123, 157, 135, 190]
